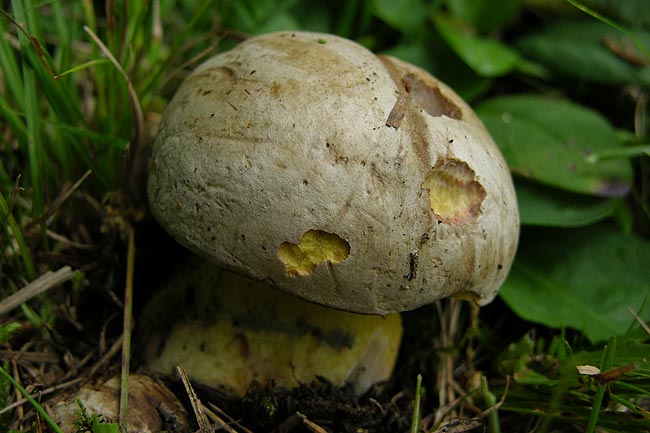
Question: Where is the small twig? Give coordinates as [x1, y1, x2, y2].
[433, 418, 482, 433]
[431, 378, 510, 433]
[207, 402, 254, 433]
[0, 267, 75, 317]
[202, 404, 239, 433]
[0, 377, 84, 416]
[0, 350, 59, 364]
[88, 335, 121, 379]
[31, 169, 92, 226]
[177, 366, 212, 433]
[628, 307, 650, 336]
[45, 230, 93, 250]
[297, 412, 329, 433]
[119, 228, 135, 433]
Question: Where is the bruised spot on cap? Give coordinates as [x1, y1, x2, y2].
[422, 158, 486, 224]
[402, 73, 462, 120]
[278, 230, 350, 276]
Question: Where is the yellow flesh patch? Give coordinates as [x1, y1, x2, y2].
[422, 158, 486, 224]
[278, 229, 350, 276]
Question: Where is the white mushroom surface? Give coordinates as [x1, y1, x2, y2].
[148, 31, 519, 314]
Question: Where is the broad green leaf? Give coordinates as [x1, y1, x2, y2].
[382, 43, 438, 74]
[500, 225, 650, 343]
[516, 180, 616, 227]
[433, 14, 521, 77]
[583, 0, 650, 29]
[447, 0, 525, 33]
[252, 11, 300, 34]
[368, 0, 428, 34]
[517, 20, 650, 87]
[219, 0, 299, 34]
[293, 1, 333, 33]
[476, 95, 633, 197]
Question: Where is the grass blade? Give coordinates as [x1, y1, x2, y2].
[586, 336, 617, 433]
[0, 189, 36, 280]
[0, 365, 65, 433]
[410, 374, 423, 433]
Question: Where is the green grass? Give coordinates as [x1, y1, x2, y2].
[1, 0, 649, 432]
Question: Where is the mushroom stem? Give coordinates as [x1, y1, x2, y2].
[140, 257, 403, 396]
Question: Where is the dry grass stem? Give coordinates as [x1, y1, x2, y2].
[0, 378, 84, 417]
[300, 413, 330, 433]
[0, 266, 75, 317]
[207, 402, 254, 433]
[628, 307, 650, 335]
[202, 404, 239, 433]
[177, 366, 212, 433]
[88, 334, 122, 379]
[119, 228, 136, 432]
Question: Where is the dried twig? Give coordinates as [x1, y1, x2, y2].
[207, 402, 253, 433]
[297, 412, 329, 433]
[0, 350, 59, 364]
[33, 169, 92, 226]
[0, 267, 75, 317]
[0, 377, 84, 417]
[88, 335, 121, 379]
[628, 307, 650, 336]
[119, 228, 136, 433]
[177, 366, 212, 433]
[202, 404, 238, 433]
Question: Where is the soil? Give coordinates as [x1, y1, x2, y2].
[1, 214, 525, 432]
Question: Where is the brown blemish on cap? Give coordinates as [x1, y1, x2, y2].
[402, 73, 462, 120]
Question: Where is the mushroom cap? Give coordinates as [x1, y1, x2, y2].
[148, 31, 519, 314]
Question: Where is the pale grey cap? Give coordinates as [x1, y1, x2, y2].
[148, 31, 519, 314]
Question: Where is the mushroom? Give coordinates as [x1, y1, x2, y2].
[145, 31, 519, 395]
[141, 257, 403, 396]
[52, 374, 188, 433]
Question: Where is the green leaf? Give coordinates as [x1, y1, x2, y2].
[446, 0, 525, 33]
[476, 95, 633, 197]
[516, 180, 616, 227]
[368, 0, 428, 34]
[517, 20, 650, 87]
[251, 12, 301, 34]
[500, 225, 650, 343]
[582, 0, 650, 29]
[382, 43, 438, 75]
[433, 14, 521, 77]
[92, 419, 120, 433]
[219, 0, 299, 34]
